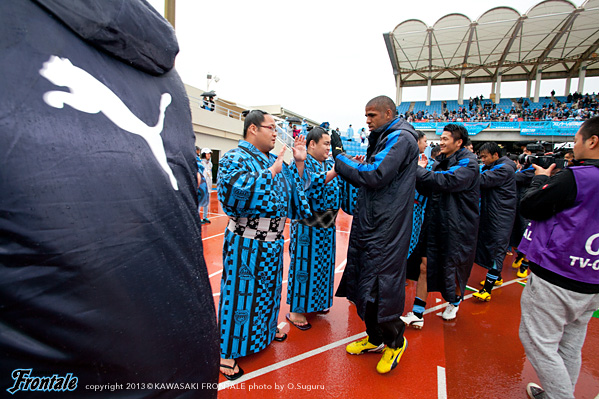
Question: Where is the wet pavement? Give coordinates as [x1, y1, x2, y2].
[201, 193, 599, 398]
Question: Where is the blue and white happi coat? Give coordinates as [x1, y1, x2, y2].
[196, 156, 209, 208]
[408, 157, 434, 257]
[287, 156, 344, 314]
[217, 140, 311, 359]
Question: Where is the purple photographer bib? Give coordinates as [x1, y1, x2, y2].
[519, 166, 599, 284]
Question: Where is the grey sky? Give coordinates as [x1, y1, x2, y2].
[147, 0, 598, 130]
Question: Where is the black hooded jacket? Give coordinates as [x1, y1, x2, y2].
[0, 1, 218, 396]
[416, 148, 480, 302]
[334, 119, 418, 323]
[475, 156, 517, 269]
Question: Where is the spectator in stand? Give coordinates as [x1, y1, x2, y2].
[347, 124, 354, 140]
[359, 127, 367, 144]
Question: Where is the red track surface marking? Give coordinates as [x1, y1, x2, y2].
[201, 192, 599, 398]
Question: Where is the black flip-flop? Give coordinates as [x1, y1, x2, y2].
[220, 360, 244, 381]
[286, 313, 311, 331]
[273, 328, 287, 342]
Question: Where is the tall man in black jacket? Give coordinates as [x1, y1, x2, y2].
[332, 96, 418, 374]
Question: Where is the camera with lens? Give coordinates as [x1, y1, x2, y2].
[524, 142, 568, 169]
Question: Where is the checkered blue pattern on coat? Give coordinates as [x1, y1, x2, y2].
[219, 229, 283, 358]
[407, 160, 433, 257]
[217, 140, 311, 358]
[197, 156, 209, 207]
[287, 155, 338, 313]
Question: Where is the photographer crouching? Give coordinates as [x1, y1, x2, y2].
[518, 116, 599, 399]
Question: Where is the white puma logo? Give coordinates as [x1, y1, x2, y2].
[39, 55, 179, 190]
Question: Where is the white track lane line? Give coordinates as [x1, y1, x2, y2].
[203, 232, 224, 241]
[218, 332, 366, 391]
[437, 366, 447, 399]
[209, 270, 223, 278]
[217, 277, 526, 389]
[335, 259, 347, 274]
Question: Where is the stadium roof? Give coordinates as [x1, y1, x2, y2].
[383, 0, 599, 88]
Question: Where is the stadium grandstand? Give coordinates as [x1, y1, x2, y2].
[383, 0, 599, 149]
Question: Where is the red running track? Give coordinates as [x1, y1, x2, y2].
[200, 192, 599, 399]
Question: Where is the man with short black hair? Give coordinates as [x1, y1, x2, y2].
[217, 110, 311, 380]
[519, 116, 599, 399]
[333, 95, 418, 374]
[473, 142, 517, 301]
[286, 127, 339, 330]
[415, 124, 480, 321]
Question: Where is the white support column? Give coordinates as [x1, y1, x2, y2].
[395, 74, 402, 105]
[533, 71, 542, 103]
[458, 74, 465, 105]
[578, 64, 587, 94]
[564, 77, 572, 96]
[495, 72, 502, 104]
[526, 80, 532, 99]
[426, 78, 432, 106]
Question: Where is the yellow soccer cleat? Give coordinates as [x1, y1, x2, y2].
[512, 258, 523, 269]
[376, 338, 408, 374]
[473, 289, 492, 302]
[346, 337, 384, 355]
[479, 278, 503, 287]
[517, 268, 529, 278]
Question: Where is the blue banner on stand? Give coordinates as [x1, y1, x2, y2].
[412, 120, 582, 136]
[435, 122, 489, 136]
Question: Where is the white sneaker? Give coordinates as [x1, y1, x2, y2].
[441, 303, 459, 320]
[526, 382, 547, 399]
[400, 312, 424, 329]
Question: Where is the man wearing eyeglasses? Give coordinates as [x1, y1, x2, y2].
[216, 110, 311, 380]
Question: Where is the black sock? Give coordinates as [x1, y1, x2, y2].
[413, 297, 426, 318]
[520, 260, 529, 273]
[482, 269, 500, 292]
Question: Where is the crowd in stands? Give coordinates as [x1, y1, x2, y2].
[401, 92, 598, 123]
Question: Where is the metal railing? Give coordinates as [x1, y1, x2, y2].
[188, 95, 244, 120]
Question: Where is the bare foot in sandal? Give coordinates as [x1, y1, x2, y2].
[220, 357, 244, 380]
[286, 312, 312, 330]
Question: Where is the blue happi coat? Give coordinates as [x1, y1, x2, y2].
[217, 140, 310, 358]
[287, 156, 346, 313]
[408, 157, 435, 257]
[197, 156, 209, 207]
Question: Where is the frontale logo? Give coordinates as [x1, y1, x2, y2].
[7, 369, 78, 394]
